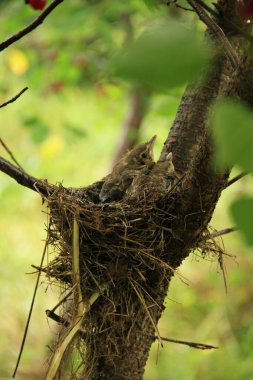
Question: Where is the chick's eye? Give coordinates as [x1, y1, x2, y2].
[140, 152, 147, 159]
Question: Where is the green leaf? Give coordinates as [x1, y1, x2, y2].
[111, 21, 209, 91]
[211, 99, 253, 172]
[230, 197, 253, 246]
[23, 116, 50, 143]
[64, 123, 87, 139]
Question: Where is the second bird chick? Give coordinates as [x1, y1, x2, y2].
[126, 152, 178, 201]
[99, 135, 156, 203]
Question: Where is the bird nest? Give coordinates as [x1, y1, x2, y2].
[40, 177, 225, 378]
[40, 178, 188, 377]
[45, 179, 182, 290]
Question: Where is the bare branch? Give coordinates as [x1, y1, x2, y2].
[46, 311, 218, 350]
[0, 0, 64, 52]
[187, 0, 240, 69]
[0, 155, 52, 196]
[226, 172, 248, 188]
[154, 335, 218, 350]
[0, 87, 28, 109]
[195, 0, 218, 17]
[46, 309, 70, 327]
[0, 138, 25, 171]
[13, 238, 48, 378]
[203, 227, 238, 241]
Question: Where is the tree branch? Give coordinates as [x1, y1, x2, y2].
[187, 0, 240, 69]
[0, 139, 25, 171]
[0, 87, 28, 109]
[226, 172, 248, 188]
[160, 6, 247, 244]
[154, 335, 218, 350]
[202, 227, 238, 241]
[195, 0, 218, 17]
[0, 0, 64, 52]
[13, 238, 48, 378]
[0, 155, 52, 196]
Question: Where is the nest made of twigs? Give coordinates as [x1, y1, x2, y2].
[40, 179, 226, 378]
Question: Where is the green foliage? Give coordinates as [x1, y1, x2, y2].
[211, 99, 253, 171]
[112, 21, 209, 91]
[231, 197, 253, 246]
[23, 116, 50, 143]
[211, 99, 253, 247]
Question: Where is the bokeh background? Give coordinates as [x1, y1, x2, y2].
[0, 1, 253, 379]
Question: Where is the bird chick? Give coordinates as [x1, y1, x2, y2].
[126, 152, 178, 201]
[150, 152, 178, 190]
[99, 135, 156, 203]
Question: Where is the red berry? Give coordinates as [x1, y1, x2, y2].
[27, 0, 47, 10]
[236, 0, 253, 20]
[51, 81, 64, 93]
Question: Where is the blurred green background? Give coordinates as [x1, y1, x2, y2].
[0, 1, 253, 379]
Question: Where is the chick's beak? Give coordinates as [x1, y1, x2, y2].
[146, 135, 157, 156]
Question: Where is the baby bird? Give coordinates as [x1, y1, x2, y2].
[149, 152, 178, 190]
[99, 135, 156, 203]
[126, 152, 178, 201]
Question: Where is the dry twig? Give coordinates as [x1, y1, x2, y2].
[12, 237, 49, 378]
[0, 155, 54, 196]
[0, 87, 28, 109]
[0, 0, 64, 52]
[202, 227, 238, 241]
[154, 335, 218, 350]
[0, 138, 25, 171]
[226, 172, 248, 188]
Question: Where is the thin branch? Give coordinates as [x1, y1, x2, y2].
[167, 0, 194, 12]
[195, 0, 218, 17]
[45, 284, 108, 380]
[0, 87, 28, 109]
[46, 310, 70, 327]
[51, 284, 77, 313]
[46, 313, 215, 351]
[0, 138, 25, 171]
[0, 155, 52, 196]
[202, 227, 238, 241]
[175, 4, 194, 11]
[226, 172, 248, 188]
[13, 238, 48, 378]
[154, 335, 218, 350]
[46, 310, 86, 338]
[0, 0, 64, 52]
[187, 0, 240, 69]
[31, 264, 47, 273]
